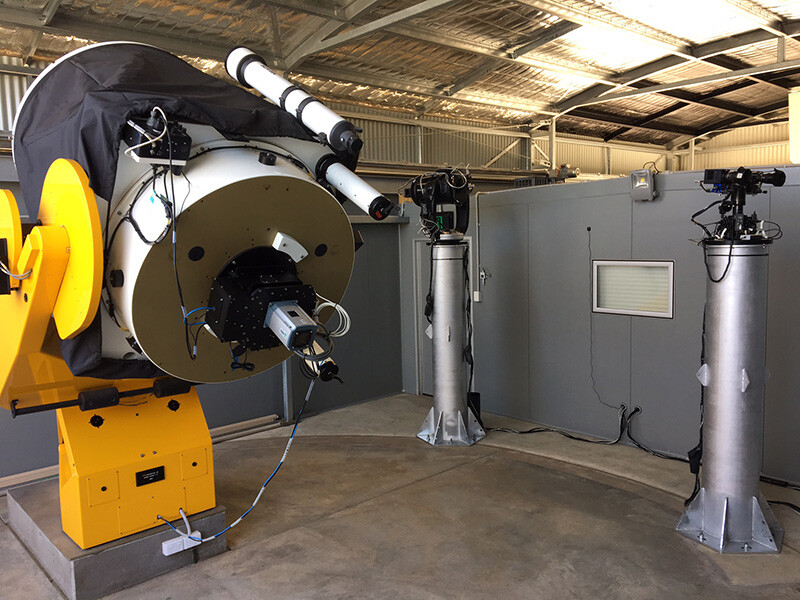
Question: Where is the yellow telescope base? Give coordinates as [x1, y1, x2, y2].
[57, 388, 215, 549]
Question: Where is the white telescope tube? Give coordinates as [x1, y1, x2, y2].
[226, 47, 361, 156]
[268, 137, 395, 221]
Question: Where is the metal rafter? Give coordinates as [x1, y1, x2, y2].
[252, 0, 346, 20]
[0, 11, 250, 63]
[385, 24, 617, 84]
[702, 54, 796, 91]
[668, 101, 789, 149]
[556, 23, 800, 113]
[508, 20, 582, 58]
[294, 63, 554, 116]
[567, 77, 764, 142]
[567, 108, 697, 136]
[267, 5, 283, 61]
[289, 0, 461, 59]
[603, 102, 690, 142]
[418, 19, 584, 115]
[635, 82, 757, 118]
[566, 59, 800, 108]
[284, 0, 384, 69]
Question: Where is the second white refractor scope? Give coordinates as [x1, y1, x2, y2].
[226, 46, 395, 221]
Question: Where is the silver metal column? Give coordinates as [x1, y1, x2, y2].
[676, 242, 782, 553]
[418, 237, 485, 446]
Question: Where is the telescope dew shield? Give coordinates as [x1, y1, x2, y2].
[226, 47, 362, 156]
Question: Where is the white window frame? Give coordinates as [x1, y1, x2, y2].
[592, 260, 674, 319]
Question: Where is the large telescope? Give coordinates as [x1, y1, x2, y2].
[1, 41, 374, 550]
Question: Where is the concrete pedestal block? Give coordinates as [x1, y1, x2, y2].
[7, 479, 226, 600]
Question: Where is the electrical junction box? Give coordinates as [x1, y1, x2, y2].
[630, 169, 658, 201]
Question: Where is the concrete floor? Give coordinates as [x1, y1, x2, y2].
[4, 393, 800, 599]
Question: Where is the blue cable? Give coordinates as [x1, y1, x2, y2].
[158, 378, 317, 542]
[183, 306, 214, 323]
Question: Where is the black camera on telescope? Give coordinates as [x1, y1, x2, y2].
[694, 166, 786, 243]
[702, 167, 785, 196]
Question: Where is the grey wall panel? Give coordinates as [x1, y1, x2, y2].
[473, 202, 531, 418]
[763, 180, 800, 483]
[629, 174, 713, 455]
[399, 203, 424, 394]
[526, 185, 632, 438]
[0, 409, 57, 478]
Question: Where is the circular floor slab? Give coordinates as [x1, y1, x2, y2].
[106, 436, 800, 600]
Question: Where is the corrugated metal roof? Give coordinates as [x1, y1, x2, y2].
[0, 0, 795, 154]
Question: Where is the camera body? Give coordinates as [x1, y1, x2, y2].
[405, 168, 472, 238]
[700, 167, 785, 242]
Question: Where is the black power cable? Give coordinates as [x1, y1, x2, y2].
[489, 404, 627, 445]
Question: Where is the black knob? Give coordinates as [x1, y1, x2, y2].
[89, 415, 104, 428]
[109, 269, 124, 288]
[259, 152, 277, 166]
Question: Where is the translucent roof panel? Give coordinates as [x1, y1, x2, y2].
[547, 25, 667, 73]
[594, 0, 761, 44]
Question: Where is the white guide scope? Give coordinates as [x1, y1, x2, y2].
[226, 47, 396, 221]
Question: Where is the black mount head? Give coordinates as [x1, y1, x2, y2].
[699, 167, 785, 242]
[405, 168, 472, 240]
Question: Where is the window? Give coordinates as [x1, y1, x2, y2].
[593, 260, 673, 319]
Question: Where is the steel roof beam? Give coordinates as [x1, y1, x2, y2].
[0, 11, 242, 63]
[423, 19, 582, 112]
[437, 19, 583, 99]
[636, 82, 757, 118]
[284, 0, 384, 68]
[255, 0, 346, 20]
[293, 0, 460, 57]
[667, 102, 788, 149]
[567, 108, 697, 136]
[386, 25, 617, 84]
[294, 63, 553, 116]
[701, 54, 795, 91]
[445, 62, 503, 96]
[508, 20, 582, 58]
[723, 0, 790, 38]
[603, 102, 690, 142]
[556, 24, 800, 113]
[335, 109, 533, 138]
[561, 58, 800, 109]
[602, 79, 761, 142]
